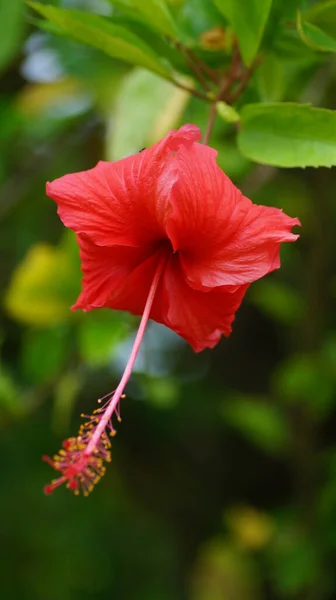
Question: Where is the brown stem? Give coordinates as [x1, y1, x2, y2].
[173, 40, 220, 87]
[203, 102, 218, 145]
[186, 48, 221, 85]
[203, 48, 242, 145]
[172, 79, 211, 102]
[227, 56, 262, 104]
[180, 47, 212, 91]
[202, 49, 263, 145]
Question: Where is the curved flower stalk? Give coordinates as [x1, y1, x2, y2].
[44, 124, 300, 495]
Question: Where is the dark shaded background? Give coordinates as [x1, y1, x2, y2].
[1, 1, 336, 599]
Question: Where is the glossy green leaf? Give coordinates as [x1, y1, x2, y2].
[238, 103, 336, 167]
[213, 0, 273, 65]
[105, 0, 178, 38]
[27, 3, 173, 79]
[0, 0, 25, 73]
[297, 10, 336, 52]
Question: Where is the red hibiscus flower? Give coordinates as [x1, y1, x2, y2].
[43, 124, 300, 495]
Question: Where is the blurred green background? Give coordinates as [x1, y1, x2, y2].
[1, 1, 336, 599]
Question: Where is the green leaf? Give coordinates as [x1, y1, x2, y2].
[0, 100, 21, 148]
[256, 53, 286, 102]
[0, 364, 24, 418]
[271, 530, 321, 596]
[297, 10, 336, 53]
[250, 279, 304, 325]
[78, 310, 129, 366]
[304, 0, 336, 38]
[21, 328, 68, 384]
[222, 395, 288, 454]
[273, 355, 335, 417]
[104, 0, 178, 38]
[213, 0, 273, 65]
[94, 11, 187, 73]
[0, 0, 25, 73]
[176, 0, 225, 45]
[142, 376, 179, 408]
[27, 2, 173, 79]
[271, 0, 306, 21]
[107, 67, 191, 159]
[181, 0, 230, 49]
[238, 103, 336, 167]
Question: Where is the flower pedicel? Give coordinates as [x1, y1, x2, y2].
[44, 124, 300, 495]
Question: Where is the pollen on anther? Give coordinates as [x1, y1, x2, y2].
[42, 402, 118, 496]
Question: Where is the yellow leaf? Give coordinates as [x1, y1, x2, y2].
[225, 505, 274, 550]
[5, 243, 80, 326]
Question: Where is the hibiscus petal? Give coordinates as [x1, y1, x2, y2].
[102, 251, 166, 318]
[74, 233, 170, 322]
[162, 142, 300, 288]
[75, 237, 247, 353]
[164, 142, 240, 254]
[159, 256, 249, 352]
[180, 198, 300, 288]
[73, 234, 154, 310]
[47, 125, 201, 249]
